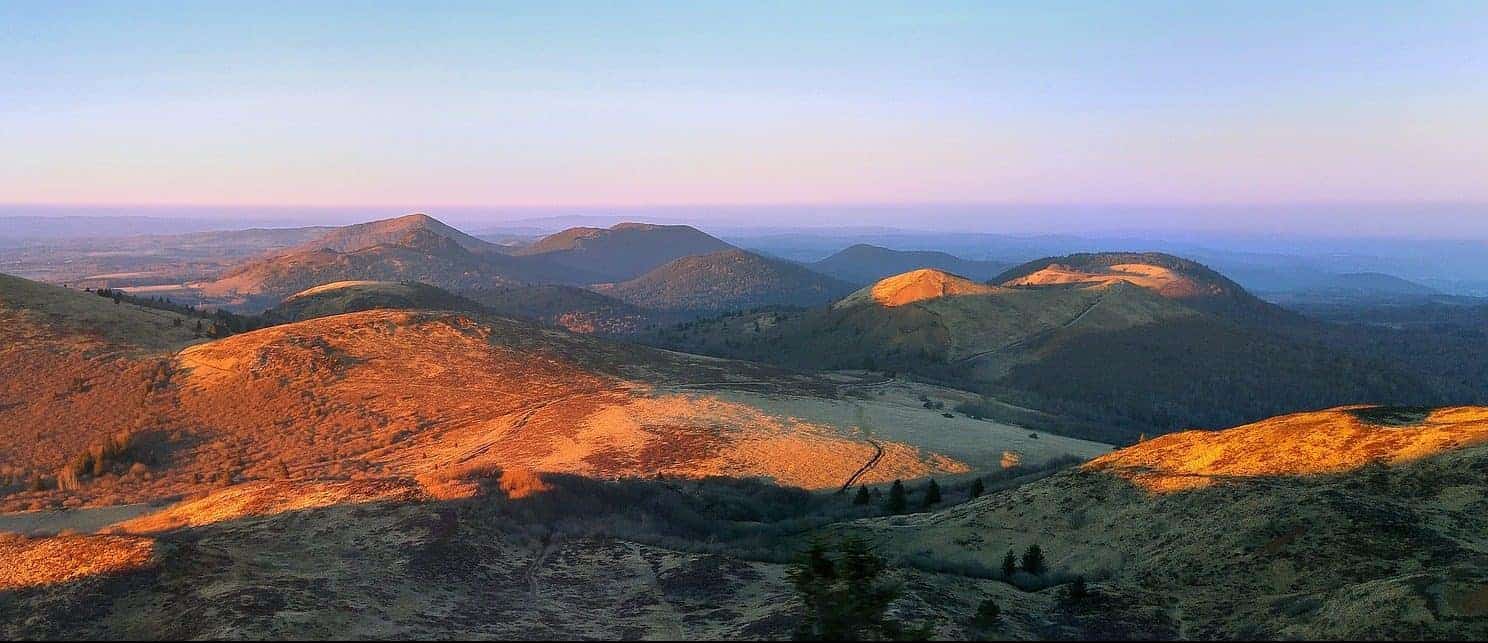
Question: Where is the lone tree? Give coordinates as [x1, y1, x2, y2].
[921, 479, 941, 507]
[1001, 550, 1017, 578]
[969, 478, 985, 499]
[788, 536, 930, 640]
[1021, 544, 1046, 575]
[886, 480, 907, 514]
[853, 485, 871, 505]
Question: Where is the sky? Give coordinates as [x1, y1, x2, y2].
[2, 1, 1486, 233]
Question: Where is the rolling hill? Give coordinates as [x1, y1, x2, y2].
[5, 271, 1104, 515]
[286, 212, 500, 255]
[812, 244, 1012, 285]
[594, 249, 855, 314]
[197, 215, 603, 309]
[994, 252, 1293, 324]
[650, 261, 1451, 440]
[266, 280, 487, 322]
[511, 222, 736, 282]
[840, 404, 1488, 639]
[4, 269, 1485, 639]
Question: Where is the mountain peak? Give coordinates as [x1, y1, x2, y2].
[836, 268, 1002, 309]
[512, 221, 736, 281]
[291, 212, 495, 255]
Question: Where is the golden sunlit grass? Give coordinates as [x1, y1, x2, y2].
[0, 532, 156, 591]
[1002, 262, 1212, 299]
[113, 478, 427, 534]
[1085, 405, 1488, 492]
[837, 268, 1002, 308]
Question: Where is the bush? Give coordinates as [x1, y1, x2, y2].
[973, 598, 1001, 628]
[57, 430, 155, 490]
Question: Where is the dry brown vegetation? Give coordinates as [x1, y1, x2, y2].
[2, 276, 1018, 513]
[1086, 405, 1488, 491]
[0, 532, 156, 591]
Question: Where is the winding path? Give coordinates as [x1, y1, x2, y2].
[837, 439, 884, 493]
[952, 291, 1109, 364]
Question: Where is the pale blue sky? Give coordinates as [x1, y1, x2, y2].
[2, 1, 1485, 210]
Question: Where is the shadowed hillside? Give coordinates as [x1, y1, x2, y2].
[595, 249, 855, 314]
[649, 262, 1453, 440]
[511, 222, 736, 281]
[463, 284, 678, 335]
[266, 280, 488, 322]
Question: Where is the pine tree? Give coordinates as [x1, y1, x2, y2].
[1001, 550, 1017, 578]
[788, 536, 929, 640]
[1021, 544, 1046, 575]
[969, 478, 985, 499]
[922, 479, 941, 507]
[853, 485, 871, 505]
[886, 479, 907, 513]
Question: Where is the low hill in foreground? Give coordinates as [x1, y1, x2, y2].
[841, 405, 1488, 639]
[3, 405, 1485, 638]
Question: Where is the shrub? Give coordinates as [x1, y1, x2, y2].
[973, 598, 1001, 628]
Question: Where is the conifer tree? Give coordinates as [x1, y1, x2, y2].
[922, 478, 941, 507]
[1021, 544, 1046, 575]
[886, 479, 907, 513]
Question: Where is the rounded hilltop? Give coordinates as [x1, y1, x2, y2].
[835, 268, 1004, 309]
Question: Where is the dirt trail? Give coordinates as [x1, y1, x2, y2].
[838, 439, 883, 493]
[953, 292, 1108, 364]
